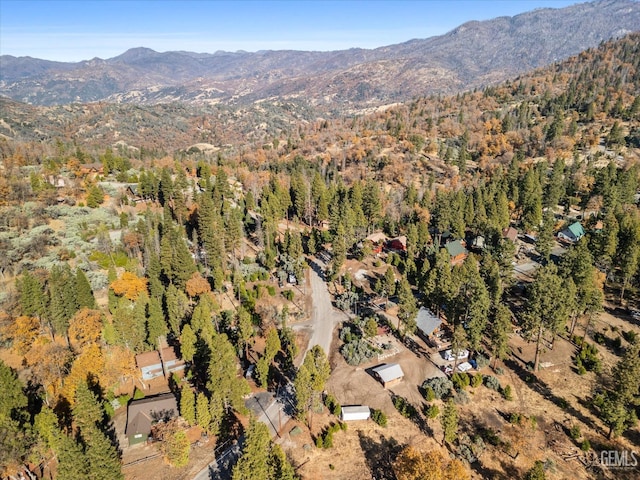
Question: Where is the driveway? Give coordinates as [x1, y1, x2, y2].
[297, 257, 349, 361]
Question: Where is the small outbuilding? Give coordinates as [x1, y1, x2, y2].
[340, 405, 371, 422]
[372, 363, 405, 389]
[445, 239, 468, 266]
[135, 351, 163, 381]
[388, 235, 407, 252]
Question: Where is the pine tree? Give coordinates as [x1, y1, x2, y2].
[146, 296, 167, 348]
[72, 381, 104, 432]
[441, 398, 459, 444]
[491, 304, 512, 368]
[206, 333, 251, 413]
[180, 324, 197, 362]
[76, 268, 96, 309]
[208, 394, 224, 437]
[397, 275, 417, 336]
[196, 392, 212, 433]
[83, 424, 124, 480]
[56, 434, 90, 480]
[180, 384, 196, 426]
[232, 417, 272, 480]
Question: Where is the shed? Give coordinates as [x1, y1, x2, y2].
[415, 307, 442, 341]
[340, 405, 371, 421]
[125, 393, 178, 445]
[558, 222, 585, 243]
[372, 363, 405, 388]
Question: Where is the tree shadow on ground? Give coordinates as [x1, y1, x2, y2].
[504, 358, 602, 434]
[357, 431, 403, 480]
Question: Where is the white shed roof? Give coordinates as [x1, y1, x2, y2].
[341, 405, 371, 420]
[372, 363, 404, 383]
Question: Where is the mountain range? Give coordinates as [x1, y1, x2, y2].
[1, 0, 639, 110]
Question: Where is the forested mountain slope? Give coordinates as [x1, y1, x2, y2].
[1, 0, 639, 108]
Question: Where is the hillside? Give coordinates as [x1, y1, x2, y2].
[1, 0, 639, 109]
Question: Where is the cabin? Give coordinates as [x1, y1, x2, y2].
[444, 239, 468, 266]
[125, 393, 178, 445]
[79, 162, 104, 180]
[502, 226, 518, 243]
[415, 307, 442, 343]
[372, 363, 404, 389]
[365, 232, 388, 254]
[340, 406, 371, 421]
[125, 184, 144, 203]
[387, 235, 407, 252]
[558, 222, 585, 243]
[135, 351, 163, 381]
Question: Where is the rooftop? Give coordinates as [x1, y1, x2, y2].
[372, 363, 404, 383]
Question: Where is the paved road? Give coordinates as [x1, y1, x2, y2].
[191, 437, 242, 480]
[303, 257, 349, 360]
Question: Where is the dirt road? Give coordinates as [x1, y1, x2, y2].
[301, 258, 348, 360]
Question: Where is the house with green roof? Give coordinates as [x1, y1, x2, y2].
[444, 239, 468, 265]
[557, 222, 585, 243]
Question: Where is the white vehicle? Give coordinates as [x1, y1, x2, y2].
[443, 349, 469, 362]
[457, 362, 473, 373]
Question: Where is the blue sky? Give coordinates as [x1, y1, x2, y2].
[1, 0, 582, 61]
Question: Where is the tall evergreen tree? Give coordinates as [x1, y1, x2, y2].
[180, 384, 196, 426]
[75, 268, 96, 309]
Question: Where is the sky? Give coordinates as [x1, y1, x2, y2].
[1, 0, 584, 62]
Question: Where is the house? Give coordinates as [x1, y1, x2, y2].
[557, 222, 585, 243]
[365, 232, 388, 254]
[388, 235, 407, 252]
[444, 239, 468, 266]
[340, 406, 371, 421]
[125, 393, 178, 445]
[160, 345, 186, 377]
[372, 363, 404, 388]
[125, 184, 144, 203]
[79, 162, 104, 180]
[502, 226, 518, 243]
[415, 307, 442, 343]
[135, 351, 163, 381]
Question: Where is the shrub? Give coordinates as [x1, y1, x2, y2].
[509, 412, 522, 425]
[324, 394, 341, 417]
[424, 387, 436, 401]
[266, 285, 276, 296]
[451, 372, 470, 391]
[581, 439, 591, 452]
[502, 385, 513, 401]
[392, 395, 417, 419]
[425, 404, 440, 419]
[282, 289, 294, 301]
[455, 390, 470, 405]
[422, 377, 454, 400]
[623, 330, 637, 343]
[471, 373, 483, 388]
[340, 339, 377, 366]
[569, 425, 581, 440]
[475, 353, 490, 369]
[481, 427, 502, 446]
[575, 343, 601, 373]
[371, 408, 387, 427]
[484, 375, 501, 391]
[133, 388, 145, 400]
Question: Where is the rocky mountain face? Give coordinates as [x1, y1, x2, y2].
[1, 0, 639, 110]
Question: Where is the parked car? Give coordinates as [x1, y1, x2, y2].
[457, 362, 473, 373]
[441, 364, 453, 375]
[443, 349, 469, 361]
